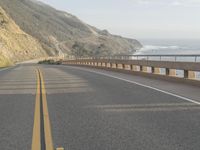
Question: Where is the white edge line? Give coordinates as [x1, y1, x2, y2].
[64, 65, 200, 105]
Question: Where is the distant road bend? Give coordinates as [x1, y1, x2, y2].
[0, 62, 200, 150]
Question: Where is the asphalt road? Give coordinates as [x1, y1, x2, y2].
[1, 64, 200, 150]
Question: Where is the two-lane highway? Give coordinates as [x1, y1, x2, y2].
[0, 64, 200, 150]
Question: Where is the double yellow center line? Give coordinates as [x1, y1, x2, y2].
[32, 69, 63, 150]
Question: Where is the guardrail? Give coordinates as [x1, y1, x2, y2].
[66, 55, 200, 62]
[62, 55, 200, 84]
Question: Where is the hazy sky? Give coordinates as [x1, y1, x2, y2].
[39, 0, 200, 39]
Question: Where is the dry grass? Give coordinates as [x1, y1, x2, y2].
[0, 55, 11, 67]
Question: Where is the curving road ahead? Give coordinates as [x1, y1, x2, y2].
[0, 64, 200, 150]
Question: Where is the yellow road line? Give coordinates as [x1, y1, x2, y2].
[32, 68, 63, 150]
[39, 69, 54, 150]
[31, 69, 41, 150]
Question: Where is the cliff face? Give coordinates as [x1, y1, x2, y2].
[0, 0, 142, 58]
[0, 6, 47, 67]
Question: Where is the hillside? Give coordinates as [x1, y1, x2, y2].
[0, 0, 142, 58]
[0, 6, 46, 67]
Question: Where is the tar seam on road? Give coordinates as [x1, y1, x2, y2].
[65, 66, 200, 105]
[31, 69, 54, 150]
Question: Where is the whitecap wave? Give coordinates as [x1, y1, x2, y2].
[135, 45, 187, 55]
[141, 45, 181, 51]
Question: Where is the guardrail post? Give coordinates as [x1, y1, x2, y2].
[189, 71, 196, 79]
[184, 70, 195, 79]
[142, 66, 148, 72]
[107, 63, 110, 68]
[112, 63, 115, 68]
[133, 65, 138, 71]
[169, 69, 176, 76]
[166, 68, 176, 76]
[154, 68, 160, 74]
[105, 62, 107, 67]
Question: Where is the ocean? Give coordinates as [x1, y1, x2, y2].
[135, 39, 200, 79]
[136, 39, 200, 55]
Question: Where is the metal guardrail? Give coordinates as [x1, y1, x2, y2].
[66, 55, 200, 63]
[63, 54, 200, 82]
[114, 55, 200, 62]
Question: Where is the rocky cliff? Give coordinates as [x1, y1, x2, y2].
[0, 6, 46, 67]
[0, 0, 142, 59]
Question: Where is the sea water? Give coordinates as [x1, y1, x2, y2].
[135, 39, 200, 79]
